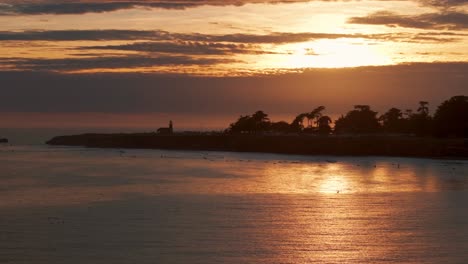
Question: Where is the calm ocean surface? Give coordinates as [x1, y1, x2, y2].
[0, 133, 467, 263]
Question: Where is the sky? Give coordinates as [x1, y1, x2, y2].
[0, 0, 467, 129]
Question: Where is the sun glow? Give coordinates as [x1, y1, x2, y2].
[319, 175, 350, 194]
[279, 39, 393, 69]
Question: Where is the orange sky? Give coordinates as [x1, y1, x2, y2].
[0, 0, 467, 128]
[1, 0, 467, 74]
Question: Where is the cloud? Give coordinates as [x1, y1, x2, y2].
[0, 30, 461, 44]
[0, 30, 353, 43]
[1, 55, 237, 72]
[2, 0, 466, 15]
[0, 0, 314, 15]
[348, 11, 468, 30]
[80, 41, 281, 55]
[418, 0, 468, 9]
[1, 29, 462, 73]
[185, 32, 353, 44]
[369, 31, 464, 43]
[0, 0, 467, 17]
[0, 30, 168, 41]
[0, 30, 461, 73]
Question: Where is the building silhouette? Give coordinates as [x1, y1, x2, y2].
[157, 120, 173, 134]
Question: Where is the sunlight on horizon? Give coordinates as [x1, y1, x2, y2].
[278, 39, 393, 69]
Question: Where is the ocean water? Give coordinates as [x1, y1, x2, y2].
[0, 144, 467, 263]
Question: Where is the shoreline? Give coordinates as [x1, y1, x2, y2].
[46, 133, 468, 159]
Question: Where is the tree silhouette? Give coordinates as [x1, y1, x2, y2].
[291, 113, 307, 132]
[252, 110, 270, 131]
[270, 121, 291, 133]
[404, 109, 413, 119]
[380, 107, 405, 133]
[309, 106, 325, 128]
[227, 111, 271, 133]
[408, 101, 433, 136]
[433, 95, 468, 137]
[228, 115, 253, 133]
[417, 101, 429, 116]
[291, 106, 326, 133]
[317, 116, 332, 135]
[334, 105, 380, 134]
[225, 95, 466, 138]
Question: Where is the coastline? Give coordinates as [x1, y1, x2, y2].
[46, 133, 468, 159]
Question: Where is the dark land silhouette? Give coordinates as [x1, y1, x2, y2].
[0, 138, 8, 143]
[226, 96, 467, 137]
[47, 95, 468, 158]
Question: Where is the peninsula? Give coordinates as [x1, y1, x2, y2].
[46, 133, 468, 158]
[46, 95, 467, 158]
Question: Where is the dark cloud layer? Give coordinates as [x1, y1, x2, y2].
[0, 30, 166, 41]
[1, 0, 467, 16]
[0, 30, 354, 43]
[349, 11, 468, 30]
[0, 0, 314, 15]
[1, 55, 236, 72]
[0, 63, 466, 115]
[0, 30, 461, 43]
[418, 0, 468, 9]
[81, 41, 278, 55]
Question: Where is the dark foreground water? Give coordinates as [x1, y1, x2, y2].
[0, 145, 467, 263]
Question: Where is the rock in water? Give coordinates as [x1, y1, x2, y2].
[0, 138, 8, 143]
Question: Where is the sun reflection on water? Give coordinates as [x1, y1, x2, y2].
[319, 175, 350, 194]
[1, 146, 467, 263]
[0, 146, 467, 208]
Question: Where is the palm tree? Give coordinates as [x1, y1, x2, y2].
[291, 113, 308, 132]
[317, 116, 332, 134]
[303, 106, 325, 130]
[311, 106, 325, 128]
[305, 112, 314, 128]
[417, 101, 429, 116]
[411, 101, 432, 136]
